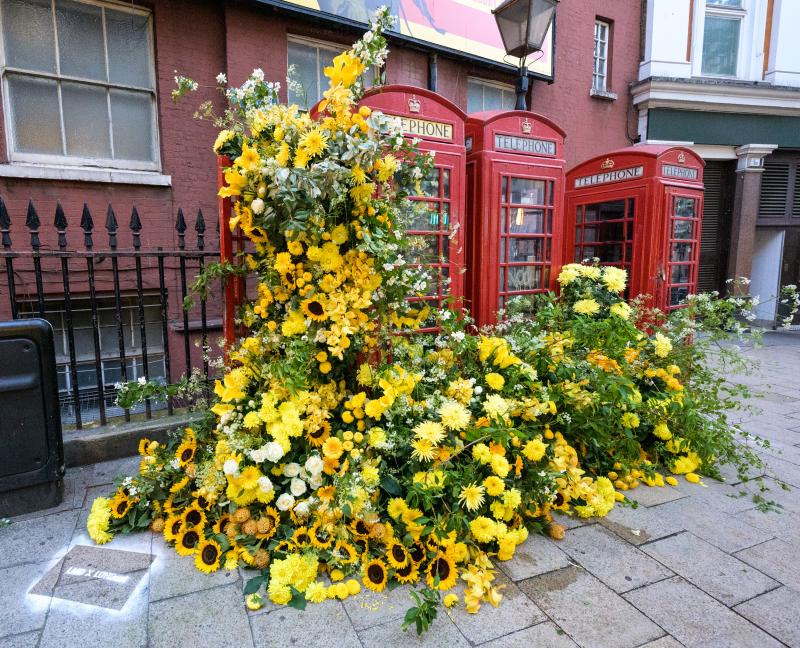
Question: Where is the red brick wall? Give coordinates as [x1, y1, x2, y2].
[0, 0, 641, 369]
[531, 0, 641, 167]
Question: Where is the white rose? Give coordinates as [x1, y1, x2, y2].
[290, 477, 307, 497]
[264, 442, 284, 462]
[276, 493, 295, 511]
[294, 500, 310, 518]
[257, 476, 273, 493]
[308, 473, 324, 489]
[249, 447, 267, 463]
[474, 385, 483, 395]
[222, 459, 238, 476]
[283, 462, 302, 478]
[305, 455, 324, 475]
[251, 198, 265, 215]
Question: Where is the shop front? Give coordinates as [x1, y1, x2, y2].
[565, 146, 705, 312]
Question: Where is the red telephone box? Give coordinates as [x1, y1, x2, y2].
[565, 145, 705, 312]
[359, 85, 467, 329]
[465, 110, 566, 326]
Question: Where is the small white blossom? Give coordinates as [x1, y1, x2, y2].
[216, 72, 227, 84]
[223, 459, 239, 475]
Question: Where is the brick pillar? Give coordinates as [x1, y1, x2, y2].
[726, 144, 778, 286]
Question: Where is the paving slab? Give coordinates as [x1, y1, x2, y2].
[494, 532, 571, 582]
[148, 583, 254, 648]
[653, 498, 772, 553]
[250, 598, 360, 648]
[734, 537, 800, 589]
[599, 501, 685, 546]
[148, 536, 240, 602]
[676, 480, 759, 515]
[641, 532, 778, 606]
[357, 611, 470, 648]
[518, 566, 663, 648]
[447, 570, 545, 645]
[0, 562, 52, 638]
[622, 485, 688, 507]
[341, 582, 425, 631]
[737, 507, 800, 546]
[761, 455, 800, 488]
[556, 524, 673, 593]
[0, 632, 41, 648]
[30, 544, 152, 610]
[734, 586, 800, 648]
[38, 571, 149, 648]
[474, 621, 579, 648]
[0, 510, 78, 568]
[624, 576, 783, 648]
[637, 637, 685, 648]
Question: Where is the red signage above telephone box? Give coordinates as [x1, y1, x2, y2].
[565, 145, 705, 312]
[359, 85, 467, 330]
[465, 110, 566, 326]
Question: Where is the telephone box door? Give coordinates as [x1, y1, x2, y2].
[661, 188, 704, 311]
[405, 151, 464, 329]
[491, 162, 561, 317]
[571, 186, 647, 296]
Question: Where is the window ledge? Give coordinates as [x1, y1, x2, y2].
[0, 162, 172, 186]
[590, 89, 618, 101]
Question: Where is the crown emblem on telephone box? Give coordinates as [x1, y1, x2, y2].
[600, 158, 615, 170]
[521, 119, 532, 134]
[408, 96, 421, 113]
[677, 152, 686, 164]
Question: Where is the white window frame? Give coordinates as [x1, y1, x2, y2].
[593, 20, 611, 92]
[466, 77, 516, 113]
[693, 0, 750, 79]
[0, 0, 161, 172]
[287, 35, 376, 109]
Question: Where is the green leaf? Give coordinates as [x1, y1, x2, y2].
[381, 474, 402, 496]
[288, 587, 307, 610]
[244, 575, 266, 595]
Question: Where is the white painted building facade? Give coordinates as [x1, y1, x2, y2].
[633, 0, 800, 325]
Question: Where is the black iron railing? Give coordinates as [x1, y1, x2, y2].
[0, 198, 221, 430]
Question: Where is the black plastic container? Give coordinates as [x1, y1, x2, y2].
[0, 319, 65, 517]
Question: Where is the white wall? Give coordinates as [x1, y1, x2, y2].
[765, 0, 800, 87]
[639, 0, 693, 80]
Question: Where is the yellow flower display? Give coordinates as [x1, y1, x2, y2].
[86, 9, 766, 633]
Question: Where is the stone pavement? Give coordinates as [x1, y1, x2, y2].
[1, 331, 799, 648]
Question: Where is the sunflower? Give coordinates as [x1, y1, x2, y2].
[181, 503, 207, 528]
[175, 527, 201, 556]
[292, 526, 312, 547]
[301, 297, 328, 322]
[164, 514, 183, 542]
[255, 507, 280, 540]
[110, 491, 132, 519]
[426, 553, 458, 590]
[363, 558, 388, 592]
[175, 437, 197, 466]
[170, 476, 190, 494]
[306, 420, 331, 447]
[386, 542, 410, 569]
[310, 522, 334, 549]
[333, 540, 358, 565]
[352, 537, 370, 556]
[213, 513, 232, 536]
[394, 561, 420, 585]
[196, 494, 212, 510]
[195, 538, 222, 573]
[408, 541, 427, 564]
[163, 494, 176, 514]
[349, 519, 371, 538]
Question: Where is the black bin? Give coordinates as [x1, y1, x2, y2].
[0, 319, 65, 517]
